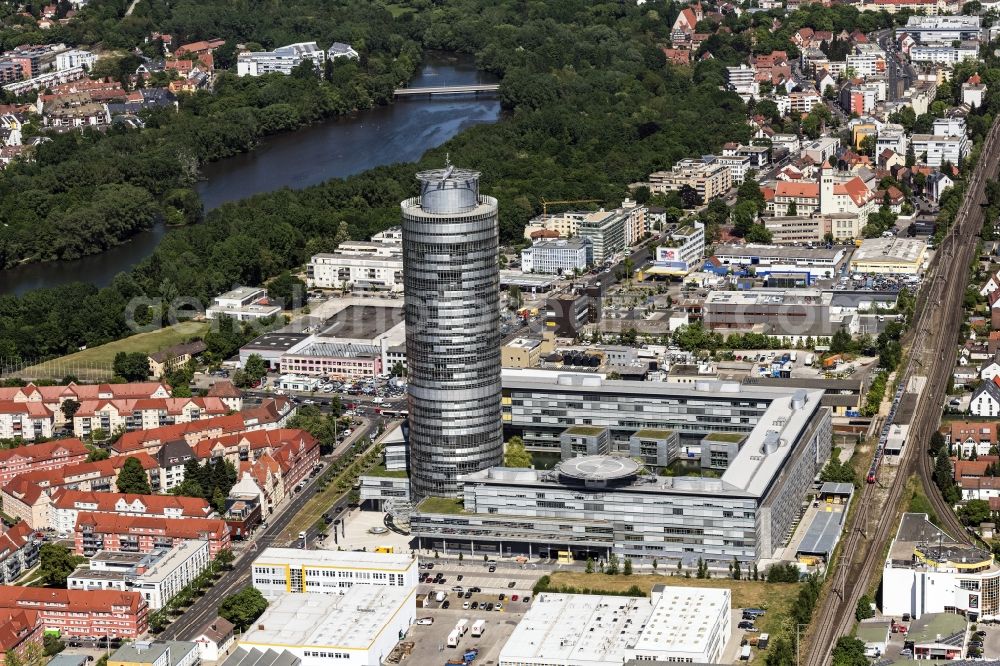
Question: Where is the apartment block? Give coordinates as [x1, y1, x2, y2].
[648, 159, 732, 203]
[68, 541, 211, 610]
[74, 513, 231, 557]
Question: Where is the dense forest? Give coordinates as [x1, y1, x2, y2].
[0, 0, 419, 267]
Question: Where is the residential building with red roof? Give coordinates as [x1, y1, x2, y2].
[173, 39, 225, 57]
[0, 523, 39, 583]
[206, 380, 242, 412]
[11, 453, 158, 496]
[74, 512, 230, 557]
[0, 608, 42, 663]
[0, 402, 55, 441]
[230, 452, 284, 515]
[945, 422, 998, 458]
[112, 414, 246, 456]
[72, 396, 228, 438]
[241, 397, 296, 431]
[767, 166, 876, 239]
[0, 382, 170, 427]
[51, 491, 213, 536]
[0, 587, 148, 638]
[0, 478, 51, 529]
[0, 439, 87, 485]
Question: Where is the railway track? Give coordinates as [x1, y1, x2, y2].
[804, 116, 1000, 666]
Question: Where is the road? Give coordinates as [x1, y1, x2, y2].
[804, 115, 1000, 666]
[157, 416, 381, 640]
[876, 29, 916, 102]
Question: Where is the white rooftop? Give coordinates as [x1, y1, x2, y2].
[240, 587, 411, 651]
[499, 587, 730, 664]
[253, 547, 415, 572]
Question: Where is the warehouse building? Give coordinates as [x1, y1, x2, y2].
[414, 373, 831, 565]
[850, 237, 927, 274]
[238, 587, 415, 666]
[251, 548, 417, 596]
[498, 586, 732, 665]
[710, 244, 846, 281]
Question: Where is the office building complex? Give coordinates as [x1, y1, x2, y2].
[412, 371, 832, 565]
[499, 586, 731, 665]
[307, 228, 403, 292]
[647, 221, 705, 277]
[236, 42, 351, 77]
[521, 237, 593, 274]
[401, 165, 503, 497]
[251, 548, 417, 597]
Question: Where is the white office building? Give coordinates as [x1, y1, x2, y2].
[237, 42, 326, 76]
[205, 287, 282, 321]
[909, 43, 979, 64]
[251, 548, 417, 596]
[498, 586, 732, 666]
[725, 64, 759, 100]
[647, 221, 705, 277]
[307, 228, 404, 292]
[55, 49, 97, 71]
[883, 513, 1000, 621]
[67, 541, 211, 610]
[521, 238, 593, 274]
[912, 120, 970, 166]
[239, 587, 415, 666]
[904, 15, 981, 44]
[876, 124, 908, 156]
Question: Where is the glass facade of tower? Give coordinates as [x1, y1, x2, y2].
[401, 167, 503, 497]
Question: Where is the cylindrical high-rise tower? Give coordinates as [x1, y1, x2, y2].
[401, 165, 502, 498]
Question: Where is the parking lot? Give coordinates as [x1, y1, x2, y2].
[403, 600, 526, 666]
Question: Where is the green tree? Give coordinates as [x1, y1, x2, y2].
[766, 636, 794, 666]
[503, 436, 533, 468]
[113, 352, 150, 382]
[38, 544, 84, 587]
[219, 587, 268, 632]
[267, 271, 307, 310]
[243, 354, 268, 385]
[212, 487, 227, 513]
[831, 636, 868, 666]
[116, 457, 151, 494]
[623, 558, 633, 575]
[60, 399, 80, 422]
[216, 548, 235, 570]
[856, 594, 875, 621]
[607, 552, 620, 575]
[959, 499, 991, 526]
[585, 557, 594, 574]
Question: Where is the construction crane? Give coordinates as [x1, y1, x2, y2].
[540, 198, 601, 217]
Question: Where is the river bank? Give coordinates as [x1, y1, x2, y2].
[0, 53, 499, 296]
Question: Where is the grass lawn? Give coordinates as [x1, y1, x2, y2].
[545, 572, 800, 638]
[21, 321, 209, 381]
[363, 465, 409, 478]
[418, 496, 465, 514]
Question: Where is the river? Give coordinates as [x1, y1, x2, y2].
[0, 53, 499, 296]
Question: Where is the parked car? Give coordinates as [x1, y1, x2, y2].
[508, 581, 516, 588]
[415, 618, 433, 626]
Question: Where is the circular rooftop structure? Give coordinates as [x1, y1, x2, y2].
[556, 455, 640, 487]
